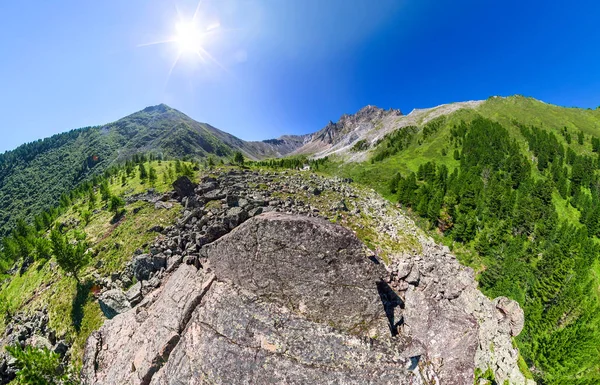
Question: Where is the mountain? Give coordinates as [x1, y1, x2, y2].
[290, 101, 484, 160]
[0, 104, 306, 235]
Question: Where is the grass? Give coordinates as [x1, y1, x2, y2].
[518, 352, 535, 380]
[93, 201, 182, 275]
[552, 191, 581, 225]
[109, 161, 184, 197]
[321, 97, 600, 203]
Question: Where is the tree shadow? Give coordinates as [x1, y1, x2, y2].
[71, 280, 93, 332]
[376, 280, 404, 337]
[110, 209, 126, 225]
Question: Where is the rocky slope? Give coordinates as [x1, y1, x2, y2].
[292, 101, 483, 161]
[73, 169, 532, 385]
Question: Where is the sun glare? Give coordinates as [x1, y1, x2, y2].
[175, 22, 203, 54]
[137, 1, 227, 84]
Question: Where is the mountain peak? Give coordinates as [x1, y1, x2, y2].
[141, 103, 174, 114]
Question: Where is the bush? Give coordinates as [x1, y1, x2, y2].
[5, 345, 74, 385]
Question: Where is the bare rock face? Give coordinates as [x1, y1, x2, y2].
[82, 265, 216, 385]
[494, 296, 525, 337]
[150, 282, 421, 385]
[388, 240, 531, 385]
[202, 212, 390, 337]
[82, 214, 442, 385]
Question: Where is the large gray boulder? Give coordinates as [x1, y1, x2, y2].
[202, 212, 390, 337]
[149, 282, 425, 385]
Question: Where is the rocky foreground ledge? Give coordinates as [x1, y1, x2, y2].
[81, 170, 532, 385]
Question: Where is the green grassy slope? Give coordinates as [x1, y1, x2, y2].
[0, 160, 192, 367]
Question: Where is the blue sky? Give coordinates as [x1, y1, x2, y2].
[1, 0, 599, 152]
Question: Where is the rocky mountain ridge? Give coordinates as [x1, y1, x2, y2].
[63, 169, 533, 384]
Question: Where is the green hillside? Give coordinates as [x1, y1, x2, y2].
[0, 159, 194, 373]
[321, 96, 600, 384]
[0, 105, 233, 236]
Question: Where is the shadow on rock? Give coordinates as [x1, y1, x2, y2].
[377, 280, 404, 336]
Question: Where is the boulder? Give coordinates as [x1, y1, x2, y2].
[403, 285, 478, 384]
[150, 282, 428, 385]
[196, 181, 217, 194]
[82, 214, 439, 385]
[172, 176, 196, 198]
[494, 296, 525, 337]
[99, 290, 131, 319]
[223, 207, 248, 229]
[131, 254, 166, 281]
[125, 282, 143, 307]
[203, 212, 390, 336]
[248, 206, 263, 217]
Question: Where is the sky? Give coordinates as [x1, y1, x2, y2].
[1, 0, 600, 152]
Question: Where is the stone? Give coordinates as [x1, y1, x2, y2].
[334, 200, 349, 211]
[396, 262, 412, 279]
[29, 335, 52, 350]
[403, 285, 478, 384]
[154, 201, 172, 210]
[131, 254, 166, 281]
[196, 181, 218, 194]
[405, 265, 420, 285]
[150, 282, 428, 385]
[172, 176, 196, 198]
[166, 254, 183, 273]
[494, 296, 525, 337]
[125, 282, 143, 307]
[223, 207, 248, 229]
[53, 340, 69, 357]
[99, 289, 131, 319]
[203, 189, 225, 201]
[82, 213, 441, 385]
[225, 194, 238, 207]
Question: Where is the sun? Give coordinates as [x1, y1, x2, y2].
[136, 1, 227, 83]
[174, 21, 203, 54]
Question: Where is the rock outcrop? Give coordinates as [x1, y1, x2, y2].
[80, 169, 532, 385]
[83, 213, 438, 384]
